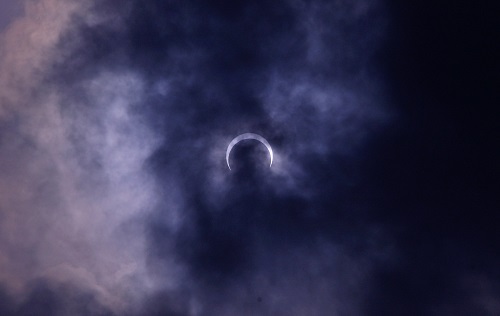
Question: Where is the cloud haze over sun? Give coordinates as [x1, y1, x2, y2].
[0, 0, 497, 315]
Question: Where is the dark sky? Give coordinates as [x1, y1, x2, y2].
[0, 0, 498, 315]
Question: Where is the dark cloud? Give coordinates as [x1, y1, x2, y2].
[0, 0, 498, 315]
[0, 0, 22, 31]
[0, 280, 114, 316]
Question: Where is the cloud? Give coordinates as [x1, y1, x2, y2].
[0, 1, 165, 313]
[3, 0, 495, 315]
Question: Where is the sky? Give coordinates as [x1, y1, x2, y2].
[0, 0, 497, 315]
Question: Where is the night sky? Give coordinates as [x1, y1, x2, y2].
[0, 0, 498, 315]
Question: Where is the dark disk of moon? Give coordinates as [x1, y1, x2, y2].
[226, 133, 273, 170]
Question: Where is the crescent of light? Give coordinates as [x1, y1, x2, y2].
[226, 133, 273, 170]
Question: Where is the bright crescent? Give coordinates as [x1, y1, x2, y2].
[226, 133, 273, 170]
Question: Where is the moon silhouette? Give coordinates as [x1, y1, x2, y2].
[226, 133, 273, 170]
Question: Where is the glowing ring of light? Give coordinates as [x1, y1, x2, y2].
[226, 133, 273, 170]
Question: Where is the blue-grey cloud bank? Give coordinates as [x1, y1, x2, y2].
[0, 0, 497, 315]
